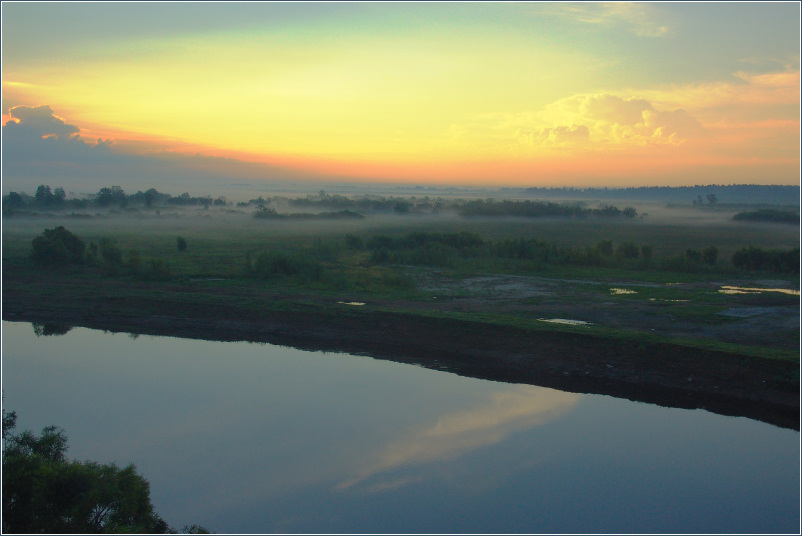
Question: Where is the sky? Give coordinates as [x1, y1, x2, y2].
[2, 2, 800, 193]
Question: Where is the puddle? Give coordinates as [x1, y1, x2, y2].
[538, 318, 592, 326]
[718, 286, 800, 296]
[338, 301, 366, 306]
[718, 307, 785, 318]
[610, 288, 637, 295]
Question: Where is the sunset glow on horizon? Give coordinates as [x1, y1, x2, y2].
[2, 2, 799, 190]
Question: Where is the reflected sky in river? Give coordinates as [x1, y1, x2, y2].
[2, 321, 799, 533]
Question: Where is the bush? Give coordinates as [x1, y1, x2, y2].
[597, 240, 613, 257]
[702, 245, 718, 265]
[177, 236, 187, 252]
[616, 241, 640, 259]
[141, 259, 171, 281]
[126, 249, 142, 275]
[250, 251, 322, 280]
[30, 226, 85, 268]
[100, 239, 123, 275]
[344, 234, 364, 250]
[732, 246, 800, 273]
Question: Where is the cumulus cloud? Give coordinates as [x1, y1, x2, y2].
[537, 93, 704, 146]
[519, 124, 590, 147]
[448, 92, 705, 154]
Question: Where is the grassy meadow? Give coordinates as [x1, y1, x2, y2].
[2, 197, 799, 366]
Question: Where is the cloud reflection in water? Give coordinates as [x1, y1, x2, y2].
[339, 385, 581, 491]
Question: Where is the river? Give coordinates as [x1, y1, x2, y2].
[2, 320, 799, 533]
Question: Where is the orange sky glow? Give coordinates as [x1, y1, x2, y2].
[2, 2, 799, 190]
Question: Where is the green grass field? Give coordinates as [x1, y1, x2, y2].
[3, 203, 799, 363]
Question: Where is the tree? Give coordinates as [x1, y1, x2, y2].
[702, 245, 718, 265]
[177, 237, 188, 252]
[96, 186, 127, 207]
[53, 187, 66, 208]
[4, 192, 25, 209]
[34, 185, 54, 207]
[126, 249, 142, 275]
[30, 226, 86, 268]
[100, 239, 123, 274]
[2, 409, 208, 534]
[596, 240, 613, 257]
[616, 241, 640, 259]
[706, 193, 718, 206]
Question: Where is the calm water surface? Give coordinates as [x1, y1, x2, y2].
[2, 320, 799, 533]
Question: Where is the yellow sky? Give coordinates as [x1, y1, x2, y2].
[2, 2, 799, 187]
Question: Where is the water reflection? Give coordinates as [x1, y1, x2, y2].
[719, 285, 800, 295]
[32, 322, 72, 336]
[2, 321, 798, 534]
[610, 288, 637, 295]
[339, 386, 581, 490]
[537, 318, 591, 325]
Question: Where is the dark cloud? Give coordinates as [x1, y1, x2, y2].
[7, 105, 80, 139]
[2, 105, 324, 194]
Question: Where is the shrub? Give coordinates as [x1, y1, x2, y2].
[250, 251, 322, 280]
[597, 240, 613, 257]
[140, 259, 171, 281]
[344, 234, 364, 250]
[702, 245, 718, 265]
[100, 239, 123, 275]
[732, 246, 800, 273]
[616, 241, 640, 259]
[30, 226, 85, 268]
[126, 249, 142, 275]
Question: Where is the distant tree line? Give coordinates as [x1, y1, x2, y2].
[253, 206, 365, 220]
[2, 185, 230, 214]
[240, 193, 637, 220]
[357, 231, 723, 272]
[457, 199, 637, 219]
[732, 209, 799, 225]
[5, 186, 649, 222]
[239, 192, 423, 215]
[519, 184, 799, 205]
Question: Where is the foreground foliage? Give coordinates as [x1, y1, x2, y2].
[2, 409, 209, 534]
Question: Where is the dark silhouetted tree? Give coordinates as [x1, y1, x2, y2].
[100, 239, 123, 275]
[702, 245, 718, 265]
[30, 226, 85, 268]
[96, 186, 127, 207]
[686, 248, 702, 262]
[34, 185, 55, 207]
[2, 409, 208, 534]
[597, 240, 613, 257]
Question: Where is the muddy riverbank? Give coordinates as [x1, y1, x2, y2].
[4, 292, 798, 430]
